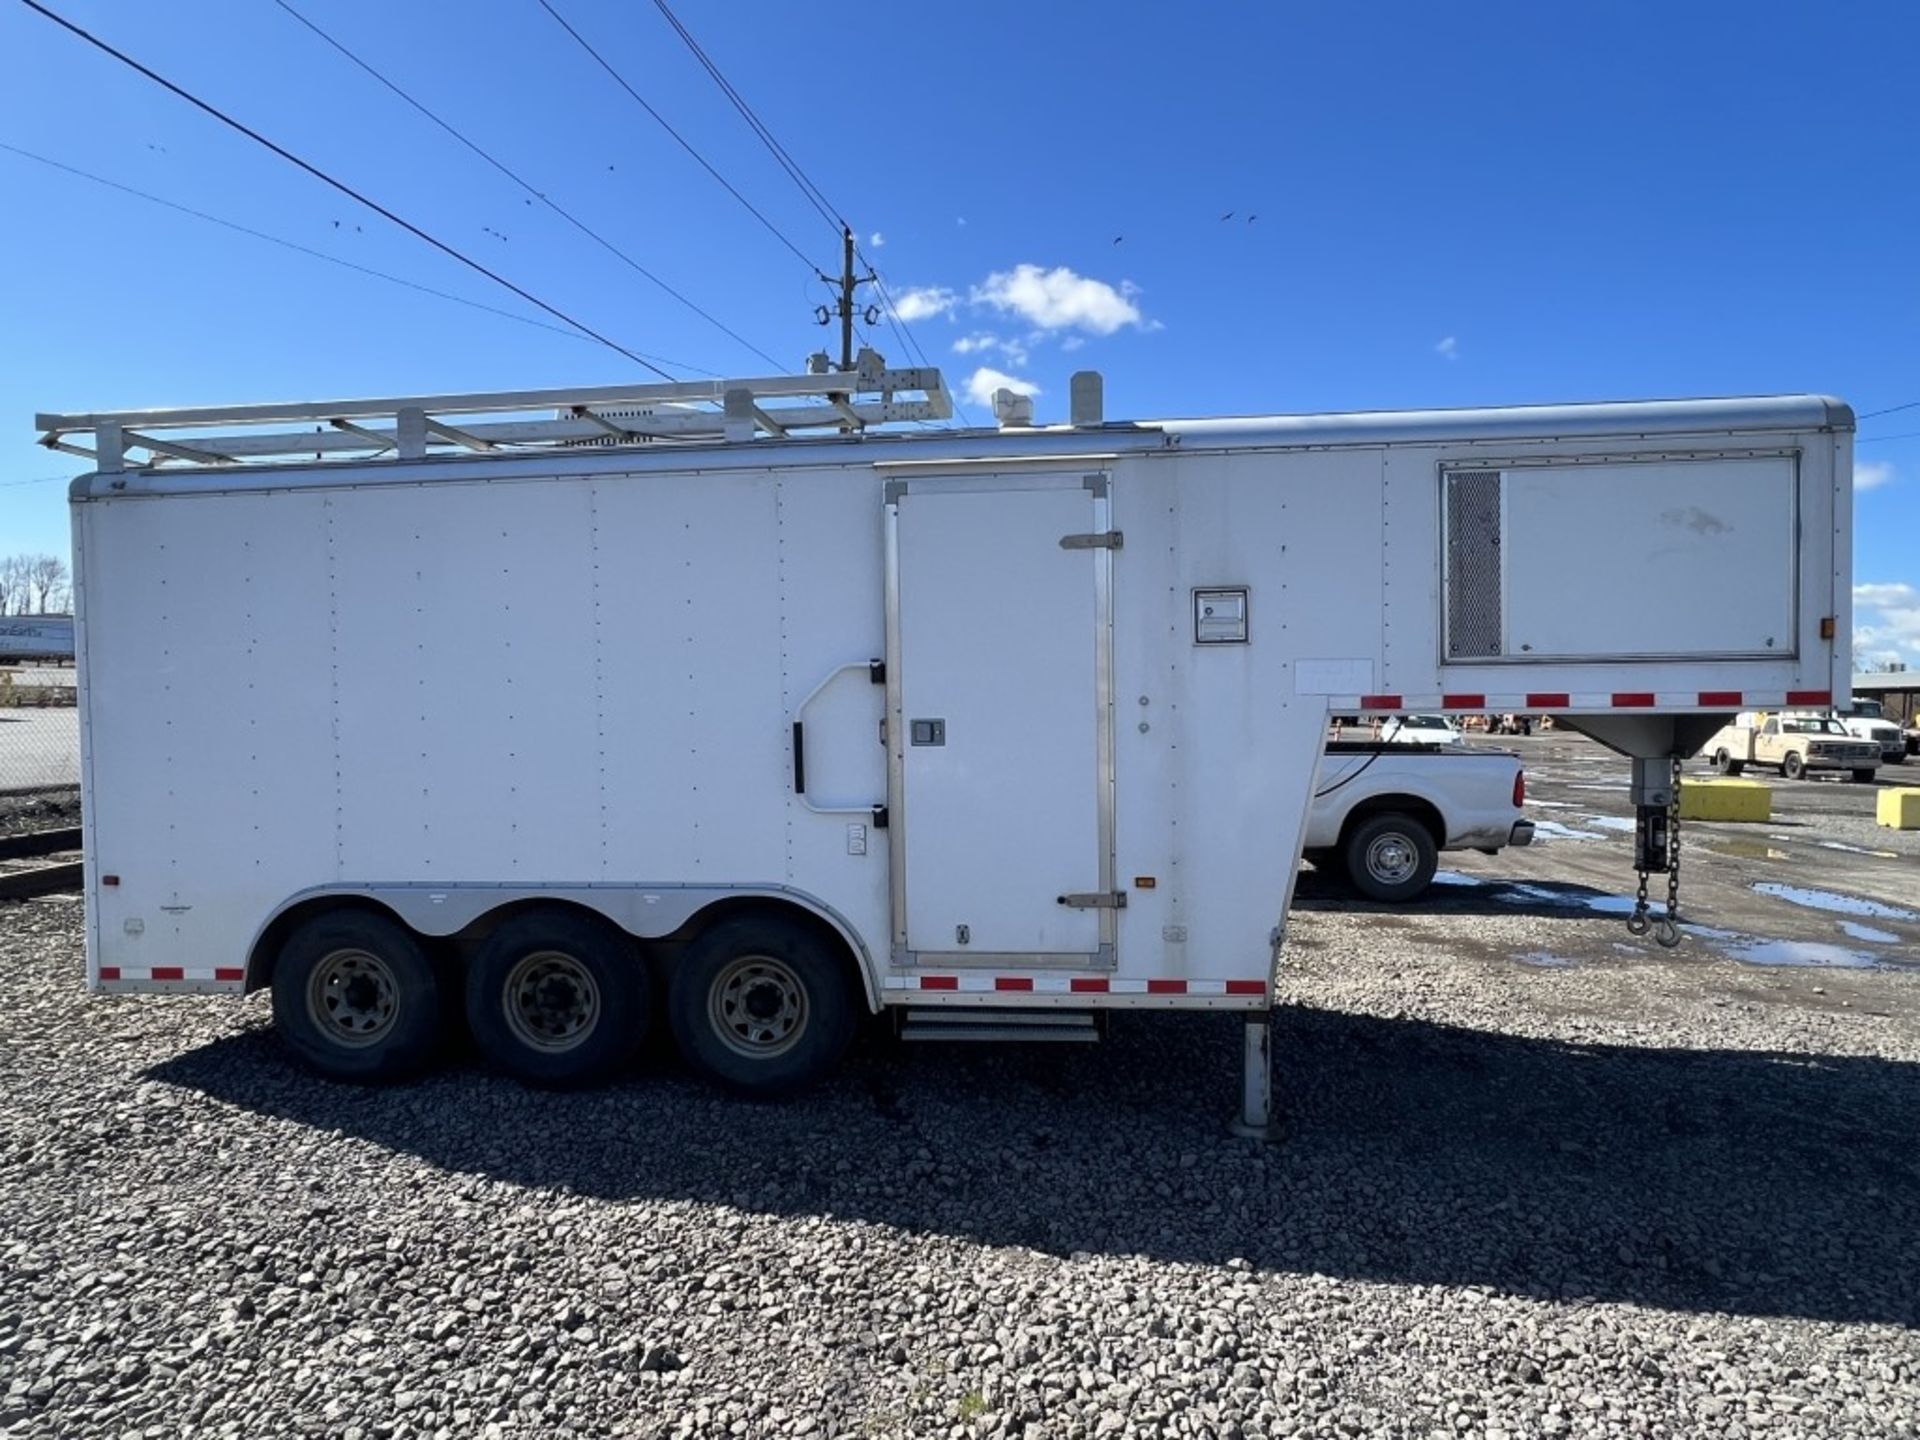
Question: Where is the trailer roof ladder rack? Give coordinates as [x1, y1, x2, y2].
[36, 351, 954, 473]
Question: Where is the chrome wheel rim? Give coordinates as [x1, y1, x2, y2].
[709, 955, 808, 1059]
[1364, 833, 1419, 886]
[503, 950, 601, 1053]
[307, 947, 400, 1048]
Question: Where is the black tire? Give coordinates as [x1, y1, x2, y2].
[465, 909, 647, 1088]
[1783, 751, 1806, 780]
[1712, 748, 1734, 775]
[1726, 758, 1746, 777]
[271, 910, 443, 1082]
[668, 916, 857, 1097]
[1851, 768, 1877, 785]
[1887, 752, 1905, 766]
[1342, 812, 1440, 903]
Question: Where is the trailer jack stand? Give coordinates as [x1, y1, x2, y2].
[1227, 1017, 1275, 1141]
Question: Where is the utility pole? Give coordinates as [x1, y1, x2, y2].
[816, 225, 880, 371]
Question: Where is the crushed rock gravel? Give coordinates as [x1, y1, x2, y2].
[2, 894, 1916, 1439]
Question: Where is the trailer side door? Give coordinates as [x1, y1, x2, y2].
[885, 474, 1116, 967]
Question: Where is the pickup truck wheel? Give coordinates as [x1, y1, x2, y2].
[1851, 768, 1877, 784]
[1712, 748, 1740, 775]
[465, 910, 647, 1088]
[668, 917, 856, 1097]
[1782, 751, 1806, 780]
[271, 911, 443, 1083]
[1343, 813, 1439, 903]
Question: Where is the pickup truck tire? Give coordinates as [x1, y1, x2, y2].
[1343, 812, 1439, 903]
[1782, 752, 1806, 780]
[1713, 748, 1746, 777]
[1851, 768, 1878, 784]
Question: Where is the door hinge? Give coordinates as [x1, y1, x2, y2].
[1057, 891, 1127, 909]
[1059, 531, 1123, 551]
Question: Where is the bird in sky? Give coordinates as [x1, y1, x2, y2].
[1112, 235, 1124, 245]
[1220, 210, 1235, 221]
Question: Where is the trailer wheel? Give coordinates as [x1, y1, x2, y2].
[465, 910, 646, 1088]
[1343, 812, 1439, 903]
[1782, 751, 1806, 780]
[271, 911, 442, 1082]
[1850, 768, 1877, 784]
[668, 917, 856, 1097]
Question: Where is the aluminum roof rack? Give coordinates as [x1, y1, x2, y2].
[37, 349, 953, 472]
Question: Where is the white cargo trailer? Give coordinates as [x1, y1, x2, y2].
[42, 363, 1854, 1131]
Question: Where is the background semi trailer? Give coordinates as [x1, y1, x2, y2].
[46, 367, 1854, 1132]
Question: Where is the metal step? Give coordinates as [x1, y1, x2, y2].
[898, 1007, 1102, 1044]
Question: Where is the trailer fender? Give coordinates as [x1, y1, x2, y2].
[243, 883, 882, 1012]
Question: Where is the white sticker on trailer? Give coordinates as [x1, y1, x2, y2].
[1293, 658, 1375, 696]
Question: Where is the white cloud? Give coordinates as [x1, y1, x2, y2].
[868, 231, 885, 248]
[889, 286, 957, 323]
[1855, 582, 1919, 610]
[951, 332, 1029, 367]
[963, 366, 1041, 408]
[972, 264, 1144, 335]
[1435, 336, 1459, 361]
[1060, 335, 1086, 353]
[1852, 581, 1920, 667]
[1856, 459, 1894, 491]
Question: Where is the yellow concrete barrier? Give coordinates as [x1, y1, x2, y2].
[1878, 788, 1920, 830]
[1678, 777, 1771, 823]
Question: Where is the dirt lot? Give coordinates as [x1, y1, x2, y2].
[1, 734, 1916, 1438]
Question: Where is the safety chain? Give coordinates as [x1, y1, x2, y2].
[1656, 755, 1684, 948]
[1626, 755, 1686, 947]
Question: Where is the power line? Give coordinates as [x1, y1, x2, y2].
[0, 142, 713, 372]
[536, 0, 822, 275]
[647, 0, 843, 239]
[641, 1, 971, 422]
[16, 0, 677, 381]
[269, 0, 781, 373]
[1858, 400, 1920, 421]
[1857, 430, 1920, 445]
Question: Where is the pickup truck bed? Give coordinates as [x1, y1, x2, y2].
[1305, 742, 1533, 901]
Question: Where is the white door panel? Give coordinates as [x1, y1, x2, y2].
[895, 484, 1108, 957]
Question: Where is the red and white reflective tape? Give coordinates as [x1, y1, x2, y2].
[883, 974, 1267, 997]
[97, 966, 244, 983]
[1337, 690, 1828, 714]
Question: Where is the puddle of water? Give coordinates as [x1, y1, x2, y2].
[1492, 882, 1638, 915]
[1837, 921, 1900, 945]
[1752, 883, 1918, 922]
[1515, 951, 1580, 968]
[1817, 841, 1902, 859]
[1711, 938, 1889, 970]
[1530, 820, 1606, 843]
[1582, 815, 1636, 833]
[1713, 840, 1792, 861]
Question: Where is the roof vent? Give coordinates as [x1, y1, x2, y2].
[992, 388, 1035, 428]
[1070, 371, 1103, 426]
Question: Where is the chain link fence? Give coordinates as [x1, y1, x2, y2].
[1, 664, 80, 836]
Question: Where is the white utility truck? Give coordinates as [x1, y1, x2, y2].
[1305, 743, 1531, 902]
[44, 362, 1855, 1134]
[1836, 696, 1907, 765]
[1703, 711, 1880, 781]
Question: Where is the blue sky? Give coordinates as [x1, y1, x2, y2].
[2, 1, 1915, 662]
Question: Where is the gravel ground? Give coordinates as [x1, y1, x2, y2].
[4, 857, 1918, 1440]
[0, 791, 80, 841]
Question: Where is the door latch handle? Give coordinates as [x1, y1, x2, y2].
[1057, 892, 1126, 909]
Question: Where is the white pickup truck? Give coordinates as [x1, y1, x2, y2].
[1305, 738, 1533, 902]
